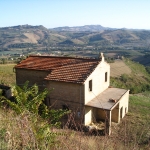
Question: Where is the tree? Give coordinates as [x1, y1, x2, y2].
[4, 81, 48, 115]
[1, 58, 7, 64]
[0, 81, 69, 126]
[0, 82, 70, 148]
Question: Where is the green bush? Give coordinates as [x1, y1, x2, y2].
[0, 81, 69, 126]
[146, 66, 150, 74]
[0, 82, 70, 149]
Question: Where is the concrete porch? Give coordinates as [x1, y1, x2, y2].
[85, 88, 129, 135]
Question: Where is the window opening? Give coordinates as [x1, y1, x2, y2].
[62, 104, 69, 110]
[89, 80, 92, 91]
[120, 107, 123, 118]
[105, 72, 107, 82]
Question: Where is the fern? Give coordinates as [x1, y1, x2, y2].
[9, 81, 48, 115]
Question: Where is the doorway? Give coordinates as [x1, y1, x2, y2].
[120, 107, 123, 119]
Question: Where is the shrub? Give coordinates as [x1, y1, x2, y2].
[0, 82, 70, 149]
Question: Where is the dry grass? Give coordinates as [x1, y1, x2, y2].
[0, 62, 150, 149]
[110, 59, 131, 77]
[0, 108, 57, 150]
[0, 94, 150, 150]
[24, 33, 40, 43]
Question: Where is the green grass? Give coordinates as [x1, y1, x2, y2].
[0, 64, 16, 85]
[129, 94, 150, 117]
[110, 59, 150, 93]
[125, 59, 149, 75]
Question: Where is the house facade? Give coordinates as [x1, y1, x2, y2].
[15, 54, 129, 135]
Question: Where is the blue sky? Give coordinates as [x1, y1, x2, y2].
[0, 0, 150, 29]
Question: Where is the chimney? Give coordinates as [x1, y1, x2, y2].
[100, 53, 104, 62]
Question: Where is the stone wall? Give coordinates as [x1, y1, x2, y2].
[15, 68, 50, 90]
[46, 81, 85, 122]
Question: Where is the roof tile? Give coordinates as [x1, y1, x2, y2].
[15, 55, 100, 83]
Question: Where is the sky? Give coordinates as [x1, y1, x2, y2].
[0, 0, 150, 29]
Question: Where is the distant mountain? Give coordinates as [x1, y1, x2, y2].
[0, 25, 63, 49]
[51, 25, 116, 32]
[1, 24, 150, 50]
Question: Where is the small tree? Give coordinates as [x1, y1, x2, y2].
[4, 81, 48, 115]
[1, 58, 7, 64]
[0, 81, 69, 125]
[0, 81, 69, 148]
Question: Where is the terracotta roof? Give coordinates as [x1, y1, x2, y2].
[15, 55, 100, 83]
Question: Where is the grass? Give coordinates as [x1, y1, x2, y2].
[0, 108, 57, 150]
[129, 94, 150, 117]
[113, 94, 150, 149]
[0, 64, 16, 85]
[1, 94, 150, 150]
[0, 61, 150, 149]
[110, 58, 150, 93]
[110, 59, 131, 77]
[125, 59, 148, 74]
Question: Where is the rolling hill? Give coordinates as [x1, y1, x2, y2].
[1, 24, 150, 50]
[0, 25, 69, 50]
[1, 24, 150, 67]
[51, 25, 116, 32]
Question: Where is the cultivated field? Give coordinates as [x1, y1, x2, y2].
[110, 59, 132, 77]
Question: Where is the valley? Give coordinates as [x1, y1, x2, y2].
[1, 25, 150, 66]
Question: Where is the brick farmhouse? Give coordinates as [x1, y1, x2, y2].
[14, 54, 129, 135]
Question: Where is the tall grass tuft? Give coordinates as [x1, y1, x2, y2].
[0, 108, 58, 149]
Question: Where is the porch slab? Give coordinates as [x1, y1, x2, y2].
[85, 88, 129, 110]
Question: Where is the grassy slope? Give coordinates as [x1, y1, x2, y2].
[0, 64, 16, 85]
[110, 59, 131, 77]
[1, 95, 149, 149]
[110, 58, 150, 93]
[0, 61, 150, 149]
[110, 58, 150, 78]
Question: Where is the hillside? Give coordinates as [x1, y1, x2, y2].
[132, 54, 150, 66]
[1, 25, 150, 49]
[1, 25, 150, 66]
[0, 60, 150, 149]
[110, 58, 150, 93]
[51, 25, 116, 32]
[0, 25, 67, 50]
[110, 59, 132, 77]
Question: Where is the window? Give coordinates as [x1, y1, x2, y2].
[62, 104, 69, 110]
[120, 107, 123, 118]
[77, 111, 81, 118]
[105, 72, 107, 82]
[89, 80, 92, 91]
